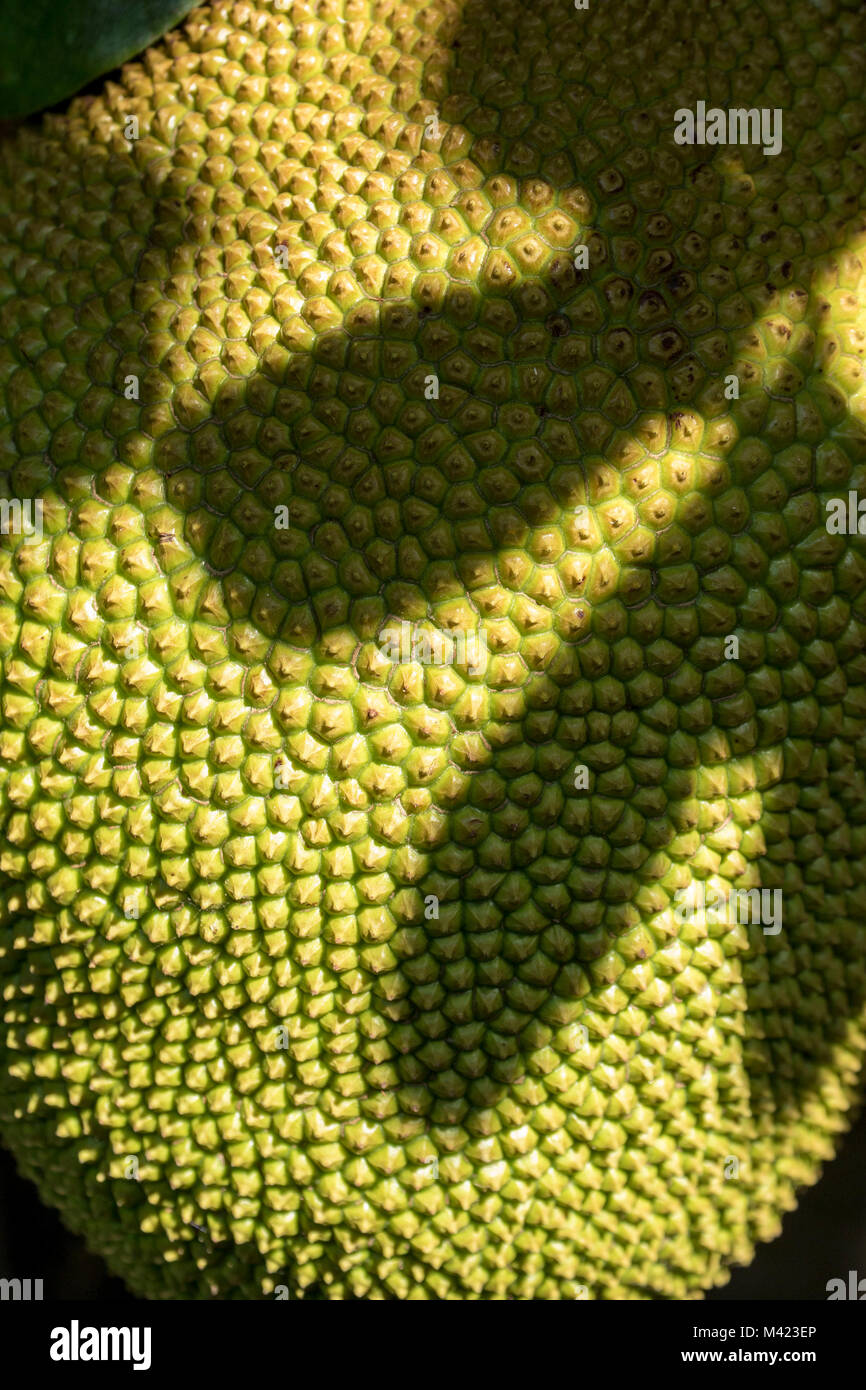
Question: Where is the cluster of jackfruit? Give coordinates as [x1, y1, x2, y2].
[1, 0, 866, 1298]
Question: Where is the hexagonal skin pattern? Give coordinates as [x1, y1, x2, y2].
[1, 0, 866, 1300]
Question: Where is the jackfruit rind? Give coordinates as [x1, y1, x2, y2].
[0, 0, 865, 1300]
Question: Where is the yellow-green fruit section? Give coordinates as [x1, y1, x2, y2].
[1, 0, 866, 1300]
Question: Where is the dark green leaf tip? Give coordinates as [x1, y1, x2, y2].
[0, 0, 199, 119]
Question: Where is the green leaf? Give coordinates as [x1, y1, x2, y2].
[0, 0, 198, 119]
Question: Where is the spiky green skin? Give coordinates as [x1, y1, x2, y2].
[1, 0, 866, 1299]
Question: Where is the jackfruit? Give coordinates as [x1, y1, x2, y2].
[1, 0, 866, 1301]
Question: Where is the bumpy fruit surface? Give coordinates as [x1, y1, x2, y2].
[1, 0, 866, 1300]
